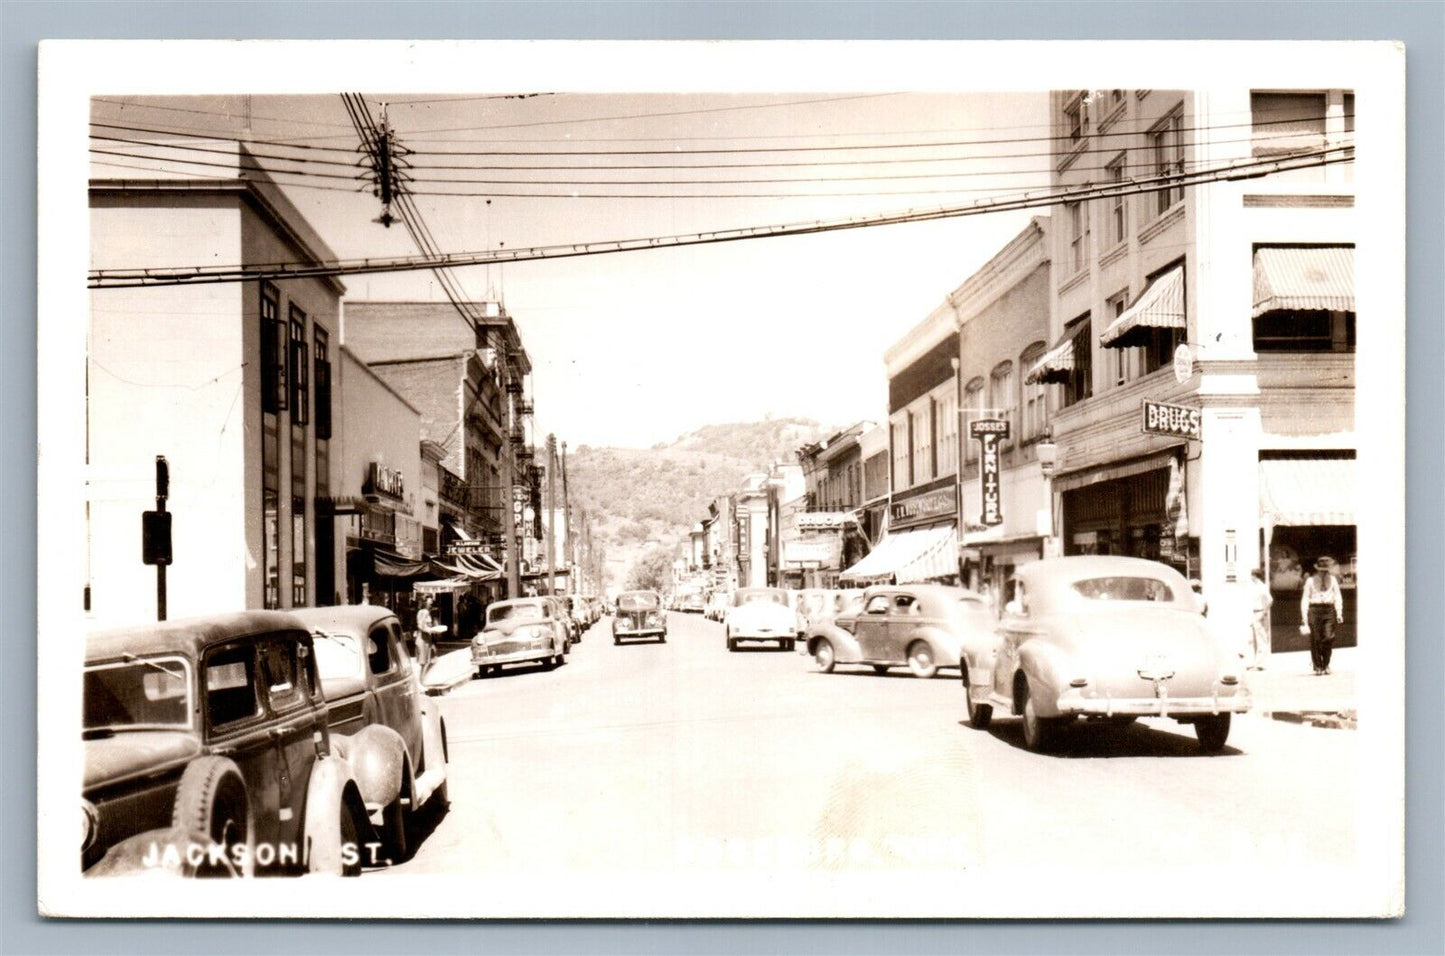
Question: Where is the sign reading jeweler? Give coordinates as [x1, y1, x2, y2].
[970, 418, 1009, 527]
[1141, 400, 1202, 440]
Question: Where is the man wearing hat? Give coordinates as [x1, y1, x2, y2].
[1300, 557, 1344, 675]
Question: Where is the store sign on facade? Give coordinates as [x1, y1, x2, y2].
[795, 511, 853, 531]
[363, 461, 405, 502]
[782, 537, 840, 568]
[446, 540, 489, 556]
[890, 489, 955, 527]
[970, 419, 1009, 527]
[1142, 400, 1202, 440]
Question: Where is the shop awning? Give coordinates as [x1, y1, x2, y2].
[371, 548, 431, 578]
[1100, 265, 1185, 348]
[413, 577, 472, 594]
[433, 552, 503, 580]
[1259, 458, 1355, 526]
[840, 524, 957, 584]
[1252, 246, 1354, 317]
[443, 517, 473, 540]
[1023, 336, 1077, 385]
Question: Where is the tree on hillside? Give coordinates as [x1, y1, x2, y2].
[626, 545, 675, 592]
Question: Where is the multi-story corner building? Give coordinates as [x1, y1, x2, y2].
[1033, 88, 1356, 651]
[952, 217, 1054, 603]
[341, 300, 533, 594]
[87, 153, 346, 625]
[858, 422, 892, 549]
[843, 290, 963, 585]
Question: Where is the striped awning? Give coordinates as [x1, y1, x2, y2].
[1259, 458, 1355, 527]
[1100, 265, 1185, 348]
[1023, 336, 1077, 385]
[1252, 246, 1354, 317]
[840, 523, 957, 584]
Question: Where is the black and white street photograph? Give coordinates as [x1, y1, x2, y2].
[35, 39, 1406, 920]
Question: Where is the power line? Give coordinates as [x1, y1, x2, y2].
[89, 146, 1352, 289]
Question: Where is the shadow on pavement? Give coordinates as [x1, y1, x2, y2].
[962, 717, 1245, 758]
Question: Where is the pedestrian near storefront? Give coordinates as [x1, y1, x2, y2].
[1301, 557, 1344, 676]
[414, 595, 448, 671]
[1248, 568, 1273, 670]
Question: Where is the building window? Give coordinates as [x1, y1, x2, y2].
[292, 497, 307, 607]
[262, 489, 280, 609]
[1062, 315, 1093, 409]
[1106, 291, 1143, 386]
[1020, 342, 1050, 441]
[288, 309, 308, 426]
[260, 284, 281, 609]
[891, 419, 909, 491]
[1149, 109, 1185, 216]
[1252, 91, 1327, 157]
[963, 378, 985, 462]
[1067, 201, 1087, 274]
[911, 404, 931, 486]
[988, 361, 1016, 446]
[1254, 310, 1354, 353]
[1109, 89, 1125, 108]
[1105, 153, 1127, 246]
[313, 327, 331, 441]
[260, 284, 285, 414]
[938, 389, 957, 475]
[1062, 92, 1085, 142]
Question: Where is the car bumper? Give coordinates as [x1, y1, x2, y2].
[1055, 691, 1250, 717]
[730, 631, 797, 640]
[614, 628, 665, 637]
[471, 648, 552, 667]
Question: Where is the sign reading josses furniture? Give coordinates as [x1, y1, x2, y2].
[1141, 400, 1202, 440]
[970, 419, 1009, 527]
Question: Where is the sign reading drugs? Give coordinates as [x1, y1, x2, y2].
[1142, 400, 1202, 440]
[970, 419, 1009, 527]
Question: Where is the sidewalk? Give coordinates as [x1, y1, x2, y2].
[1243, 646, 1357, 728]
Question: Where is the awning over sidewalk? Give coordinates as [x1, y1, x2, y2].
[840, 524, 957, 584]
[413, 577, 473, 594]
[1099, 265, 1185, 348]
[1252, 246, 1354, 317]
[1259, 457, 1355, 526]
[1023, 336, 1077, 385]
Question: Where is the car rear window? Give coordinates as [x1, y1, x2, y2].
[1070, 576, 1176, 603]
[618, 593, 660, 611]
[489, 603, 546, 624]
[734, 589, 788, 607]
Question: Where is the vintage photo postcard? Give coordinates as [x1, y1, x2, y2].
[36, 39, 1405, 918]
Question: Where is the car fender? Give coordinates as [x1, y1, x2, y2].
[343, 723, 410, 815]
[1016, 639, 1072, 717]
[808, 622, 862, 663]
[303, 754, 372, 874]
[418, 696, 446, 774]
[959, 629, 1001, 691]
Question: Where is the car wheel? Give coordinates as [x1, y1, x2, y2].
[871, 664, 889, 675]
[966, 682, 993, 729]
[906, 641, 938, 679]
[614, 637, 621, 645]
[1195, 714, 1231, 754]
[813, 639, 836, 674]
[727, 638, 737, 652]
[1021, 689, 1060, 753]
[381, 793, 410, 864]
[171, 756, 253, 876]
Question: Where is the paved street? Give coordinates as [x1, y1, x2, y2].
[387, 610, 1358, 882]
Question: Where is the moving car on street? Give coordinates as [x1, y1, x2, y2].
[613, 590, 667, 643]
[294, 605, 450, 863]
[958, 556, 1248, 753]
[677, 588, 706, 614]
[82, 611, 371, 877]
[725, 587, 804, 651]
[472, 598, 570, 677]
[704, 591, 731, 622]
[805, 585, 989, 678]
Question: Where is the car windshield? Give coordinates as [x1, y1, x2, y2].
[797, 593, 827, 616]
[489, 603, 546, 624]
[734, 589, 788, 607]
[84, 656, 193, 734]
[310, 630, 365, 680]
[1070, 576, 1177, 603]
[618, 593, 660, 611]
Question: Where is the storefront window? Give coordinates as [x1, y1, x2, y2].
[263, 489, 280, 609]
[292, 498, 306, 607]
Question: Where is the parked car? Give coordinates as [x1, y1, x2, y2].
[613, 590, 667, 643]
[725, 587, 804, 651]
[704, 591, 731, 622]
[678, 589, 706, 614]
[294, 605, 449, 863]
[548, 596, 582, 645]
[959, 556, 1248, 753]
[472, 598, 570, 677]
[805, 584, 990, 678]
[82, 611, 371, 877]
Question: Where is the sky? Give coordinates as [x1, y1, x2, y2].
[90, 91, 1050, 448]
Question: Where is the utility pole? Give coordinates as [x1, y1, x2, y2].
[142, 455, 172, 621]
[546, 434, 558, 596]
[561, 440, 573, 595]
[501, 357, 520, 599]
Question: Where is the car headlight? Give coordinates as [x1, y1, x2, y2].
[81, 799, 98, 853]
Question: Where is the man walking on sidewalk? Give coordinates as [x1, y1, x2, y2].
[1248, 567, 1273, 670]
[1301, 557, 1344, 676]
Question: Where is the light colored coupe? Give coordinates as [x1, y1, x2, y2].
[805, 585, 991, 678]
[959, 556, 1248, 754]
[471, 598, 569, 677]
[725, 587, 804, 651]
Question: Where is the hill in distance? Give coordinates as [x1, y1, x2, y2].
[568, 418, 836, 592]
